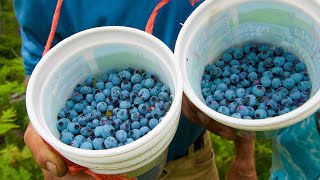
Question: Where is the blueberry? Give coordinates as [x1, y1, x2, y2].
[301, 72, 310, 81]
[228, 103, 237, 114]
[241, 79, 251, 87]
[276, 87, 289, 97]
[133, 97, 144, 106]
[139, 88, 151, 100]
[295, 62, 306, 72]
[236, 88, 246, 98]
[230, 60, 240, 66]
[124, 138, 135, 145]
[92, 138, 105, 150]
[231, 65, 241, 74]
[213, 79, 222, 85]
[77, 115, 87, 126]
[131, 112, 141, 121]
[222, 69, 231, 77]
[207, 99, 220, 110]
[101, 124, 115, 138]
[260, 77, 271, 88]
[72, 92, 83, 103]
[224, 90, 236, 101]
[244, 95, 257, 106]
[271, 92, 282, 102]
[90, 100, 97, 108]
[213, 90, 224, 101]
[210, 66, 222, 77]
[105, 82, 113, 90]
[74, 84, 82, 92]
[281, 96, 293, 107]
[252, 85, 265, 97]
[96, 102, 107, 112]
[202, 88, 212, 98]
[140, 126, 151, 136]
[247, 52, 259, 62]
[274, 47, 284, 56]
[117, 109, 129, 121]
[85, 76, 95, 86]
[239, 72, 248, 80]
[91, 110, 101, 119]
[149, 96, 159, 106]
[140, 118, 148, 127]
[217, 106, 230, 116]
[289, 73, 302, 84]
[115, 130, 127, 143]
[151, 108, 163, 119]
[129, 129, 142, 140]
[283, 78, 295, 89]
[66, 99, 75, 110]
[92, 119, 100, 128]
[95, 92, 106, 103]
[230, 74, 239, 84]
[131, 121, 141, 129]
[217, 83, 228, 92]
[201, 80, 212, 88]
[298, 81, 312, 92]
[149, 118, 159, 129]
[267, 109, 276, 117]
[272, 67, 284, 76]
[289, 89, 301, 100]
[231, 113, 242, 118]
[138, 104, 149, 115]
[67, 122, 81, 135]
[95, 82, 105, 91]
[243, 116, 252, 120]
[119, 70, 131, 81]
[264, 57, 274, 68]
[121, 81, 132, 91]
[119, 101, 131, 110]
[120, 121, 131, 131]
[222, 78, 231, 86]
[236, 105, 249, 116]
[254, 109, 267, 119]
[222, 53, 233, 62]
[267, 99, 279, 111]
[56, 118, 71, 132]
[57, 109, 67, 119]
[60, 131, 74, 144]
[131, 74, 143, 84]
[203, 74, 212, 80]
[273, 57, 285, 67]
[283, 62, 293, 71]
[158, 92, 169, 101]
[111, 76, 121, 86]
[111, 88, 121, 98]
[278, 107, 290, 115]
[120, 90, 130, 100]
[155, 100, 165, 110]
[80, 142, 93, 150]
[272, 78, 282, 89]
[233, 48, 244, 59]
[219, 99, 228, 106]
[258, 103, 267, 110]
[248, 72, 258, 82]
[67, 110, 78, 119]
[234, 98, 244, 106]
[112, 119, 122, 130]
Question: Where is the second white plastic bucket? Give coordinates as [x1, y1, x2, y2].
[26, 27, 183, 177]
[175, 0, 320, 131]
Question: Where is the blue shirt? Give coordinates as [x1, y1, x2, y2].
[271, 115, 320, 180]
[13, 0, 205, 162]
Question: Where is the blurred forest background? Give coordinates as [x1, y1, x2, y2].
[0, 0, 272, 179]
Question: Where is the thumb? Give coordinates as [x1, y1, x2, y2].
[24, 123, 67, 177]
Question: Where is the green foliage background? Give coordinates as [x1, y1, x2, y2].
[0, 1, 272, 179]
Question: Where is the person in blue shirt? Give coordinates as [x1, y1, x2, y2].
[14, 0, 257, 179]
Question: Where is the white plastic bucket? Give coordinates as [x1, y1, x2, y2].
[26, 27, 183, 177]
[175, 0, 320, 131]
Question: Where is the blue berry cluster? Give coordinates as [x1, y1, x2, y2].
[57, 68, 172, 150]
[201, 44, 312, 119]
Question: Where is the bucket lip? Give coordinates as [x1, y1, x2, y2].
[26, 26, 183, 157]
[175, 0, 320, 131]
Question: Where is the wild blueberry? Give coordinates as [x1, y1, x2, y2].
[60, 131, 74, 144]
[244, 95, 257, 106]
[67, 122, 81, 135]
[254, 109, 267, 119]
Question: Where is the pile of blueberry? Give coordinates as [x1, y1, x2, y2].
[201, 43, 312, 119]
[56, 68, 172, 150]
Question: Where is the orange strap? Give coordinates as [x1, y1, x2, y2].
[42, 0, 63, 56]
[42, 0, 200, 179]
[145, 0, 171, 34]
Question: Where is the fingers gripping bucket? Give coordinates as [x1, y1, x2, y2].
[26, 27, 183, 177]
[175, 0, 320, 131]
